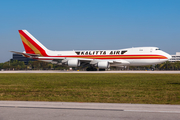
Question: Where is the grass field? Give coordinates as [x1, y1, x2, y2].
[0, 73, 180, 104]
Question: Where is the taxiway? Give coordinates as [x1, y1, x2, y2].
[0, 101, 180, 120]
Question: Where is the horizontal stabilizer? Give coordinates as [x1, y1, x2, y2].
[10, 51, 40, 58]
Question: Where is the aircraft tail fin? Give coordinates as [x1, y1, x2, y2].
[18, 30, 49, 56]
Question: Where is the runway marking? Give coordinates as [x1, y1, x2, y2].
[125, 110, 180, 114]
[1, 106, 180, 113]
[0, 106, 124, 111]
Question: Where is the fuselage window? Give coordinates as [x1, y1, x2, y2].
[103, 51, 106, 55]
[89, 52, 92, 55]
[96, 51, 99, 55]
[100, 51, 103, 55]
[81, 52, 84, 55]
[93, 51, 95, 55]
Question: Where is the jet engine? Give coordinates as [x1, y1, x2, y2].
[97, 61, 110, 69]
[67, 59, 80, 67]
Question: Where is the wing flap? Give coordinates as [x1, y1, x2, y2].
[112, 60, 130, 65]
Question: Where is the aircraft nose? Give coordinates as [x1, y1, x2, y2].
[165, 53, 172, 60]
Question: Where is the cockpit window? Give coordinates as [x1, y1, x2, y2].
[156, 48, 161, 50]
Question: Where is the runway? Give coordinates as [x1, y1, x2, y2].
[0, 101, 180, 120]
[1, 70, 180, 74]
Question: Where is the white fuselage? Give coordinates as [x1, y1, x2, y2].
[36, 47, 171, 66]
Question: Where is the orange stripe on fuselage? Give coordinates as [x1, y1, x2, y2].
[43, 54, 167, 59]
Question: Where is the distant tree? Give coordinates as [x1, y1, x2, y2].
[40, 61, 49, 70]
[173, 61, 180, 70]
[31, 61, 41, 70]
[48, 63, 53, 70]
[0, 63, 4, 69]
[2, 62, 10, 70]
[1, 59, 180, 71]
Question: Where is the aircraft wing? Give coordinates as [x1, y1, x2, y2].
[112, 60, 130, 66]
[52, 57, 92, 64]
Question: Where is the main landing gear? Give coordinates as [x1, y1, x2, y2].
[86, 67, 97, 71]
[86, 67, 106, 71]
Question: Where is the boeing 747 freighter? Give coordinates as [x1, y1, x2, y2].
[11, 30, 171, 71]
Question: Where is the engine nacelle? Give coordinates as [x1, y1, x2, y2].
[98, 61, 110, 69]
[67, 59, 80, 67]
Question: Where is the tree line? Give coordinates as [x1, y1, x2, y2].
[0, 60, 180, 70]
[0, 60, 68, 70]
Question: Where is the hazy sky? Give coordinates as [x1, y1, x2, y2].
[0, 0, 180, 62]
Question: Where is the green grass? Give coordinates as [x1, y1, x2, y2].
[0, 73, 180, 104]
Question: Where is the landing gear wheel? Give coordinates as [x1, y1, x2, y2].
[99, 69, 105, 71]
[86, 67, 97, 71]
